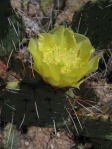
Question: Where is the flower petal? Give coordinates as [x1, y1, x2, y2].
[78, 38, 95, 62]
[60, 74, 77, 87]
[49, 26, 66, 48]
[49, 25, 64, 35]
[28, 38, 37, 56]
[72, 55, 100, 84]
[41, 62, 61, 86]
[38, 33, 55, 51]
[28, 38, 43, 64]
[50, 26, 77, 50]
[85, 55, 100, 74]
[64, 28, 77, 49]
[75, 33, 87, 44]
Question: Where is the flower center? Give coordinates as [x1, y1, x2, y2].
[43, 45, 81, 74]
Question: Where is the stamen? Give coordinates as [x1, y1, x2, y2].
[42, 45, 82, 74]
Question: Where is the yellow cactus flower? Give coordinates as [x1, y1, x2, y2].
[28, 26, 99, 88]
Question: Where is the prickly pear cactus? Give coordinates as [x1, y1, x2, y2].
[68, 80, 112, 149]
[0, 0, 25, 57]
[72, 0, 112, 49]
[71, 100, 112, 149]
[0, 61, 70, 128]
[1, 82, 69, 128]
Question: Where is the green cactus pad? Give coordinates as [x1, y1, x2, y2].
[72, 0, 112, 49]
[0, 79, 70, 128]
[0, 0, 25, 57]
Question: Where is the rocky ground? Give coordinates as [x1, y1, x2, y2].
[0, 0, 112, 149]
